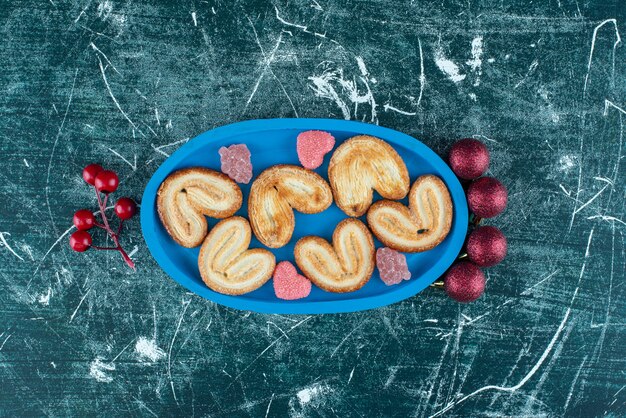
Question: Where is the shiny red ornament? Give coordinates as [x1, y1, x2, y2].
[114, 197, 137, 220]
[449, 138, 490, 180]
[73, 209, 96, 231]
[444, 261, 485, 303]
[70, 230, 92, 252]
[467, 226, 507, 267]
[467, 177, 508, 218]
[82, 164, 104, 186]
[94, 170, 119, 193]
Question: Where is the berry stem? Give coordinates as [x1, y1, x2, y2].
[93, 186, 136, 270]
[116, 245, 136, 270]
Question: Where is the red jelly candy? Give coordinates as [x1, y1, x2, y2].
[376, 247, 411, 286]
[273, 261, 311, 300]
[297, 130, 335, 170]
[219, 144, 253, 184]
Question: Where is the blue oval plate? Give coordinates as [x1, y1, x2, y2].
[141, 119, 467, 314]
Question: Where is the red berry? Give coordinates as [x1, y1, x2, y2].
[449, 139, 490, 180]
[70, 230, 92, 252]
[114, 197, 137, 220]
[94, 170, 119, 193]
[444, 261, 485, 303]
[83, 164, 104, 185]
[467, 177, 508, 218]
[467, 226, 507, 267]
[73, 209, 96, 231]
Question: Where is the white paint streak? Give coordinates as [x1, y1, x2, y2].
[0, 232, 24, 261]
[466, 36, 483, 86]
[228, 316, 312, 388]
[38, 287, 52, 305]
[246, 18, 299, 116]
[168, 299, 191, 404]
[45, 68, 77, 240]
[383, 104, 416, 115]
[573, 185, 608, 215]
[514, 60, 539, 89]
[434, 48, 466, 83]
[97, 57, 143, 136]
[244, 31, 284, 109]
[521, 270, 559, 295]
[604, 99, 626, 116]
[31, 224, 75, 282]
[310, 0, 323, 11]
[264, 393, 274, 418]
[297, 383, 329, 405]
[417, 38, 425, 106]
[89, 358, 115, 383]
[583, 19, 621, 97]
[274, 6, 331, 41]
[430, 230, 594, 417]
[107, 147, 137, 170]
[558, 155, 576, 172]
[135, 337, 166, 362]
[308, 58, 378, 122]
[308, 69, 350, 119]
[587, 215, 626, 226]
[127, 245, 138, 258]
[90, 42, 120, 75]
[431, 300, 576, 416]
[564, 356, 588, 413]
[150, 138, 190, 158]
[0, 334, 12, 351]
[69, 288, 91, 323]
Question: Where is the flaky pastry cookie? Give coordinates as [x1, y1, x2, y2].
[157, 167, 242, 248]
[328, 135, 410, 217]
[248, 165, 333, 248]
[367, 175, 452, 253]
[198, 216, 275, 295]
[294, 218, 375, 293]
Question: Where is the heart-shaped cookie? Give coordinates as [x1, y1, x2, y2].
[367, 175, 453, 253]
[198, 216, 276, 295]
[328, 135, 410, 217]
[157, 167, 243, 248]
[297, 130, 335, 169]
[295, 218, 375, 293]
[273, 261, 312, 300]
[248, 165, 333, 248]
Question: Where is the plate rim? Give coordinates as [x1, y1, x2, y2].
[141, 118, 468, 314]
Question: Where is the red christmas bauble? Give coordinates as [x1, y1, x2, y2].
[467, 226, 507, 267]
[467, 177, 508, 218]
[444, 261, 485, 303]
[448, 138, 490, 180]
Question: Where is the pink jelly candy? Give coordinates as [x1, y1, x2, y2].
[218, 144, 253, 184]
[376, 247, 411, 286]
[296, 130, 335, 169]
[273, 261, 311, 300]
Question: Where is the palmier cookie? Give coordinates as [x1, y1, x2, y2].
[157, 167, 242, 248]
[248, 165, 333, 248]
[294, 218, 375, 293]
[328, 135, 410, 217]
[198, 216, 275, 295]
[367, 175, 452, 253]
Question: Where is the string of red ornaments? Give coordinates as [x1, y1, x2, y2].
[69, 164, 137, 269]
[442, 138, 508, 303]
